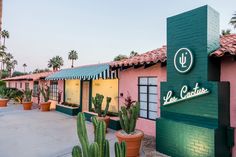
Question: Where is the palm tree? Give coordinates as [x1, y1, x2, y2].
[113, 54, 128, 61]
[0, 45, 6, 70]
[6, 59, 17, 77]
[48, 56, 64, 71]
[230, 12, 236, 29]
[68, 50, 78, 68]
[1, 30, 9, 46]
[221, 29, 231, 36]
[23, 63, 27, 73]
[130, 51, 138, 57]
[3, 53, 13, 69]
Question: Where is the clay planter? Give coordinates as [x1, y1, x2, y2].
[97, 116, 110, 132]
[116, 130, 144, 157]
[0, 99, 8, 107]
[40, 102, 51, 112]
[22, 102, 33, 110]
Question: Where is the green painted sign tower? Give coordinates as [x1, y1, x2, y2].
[156, 5, 234, 157]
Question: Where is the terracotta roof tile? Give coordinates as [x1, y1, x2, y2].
[110, 46, 167, 67]
[210, 34, 236, 57]
[2, 71, 54, 81]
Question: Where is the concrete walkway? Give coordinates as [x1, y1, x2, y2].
[0, 103, 119, 157]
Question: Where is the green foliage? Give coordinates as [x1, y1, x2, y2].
[48, 56, 64, 70]
[68, 50, 78, 68]
[119, 102, 140, 134]
[40, 86, 50, 102]
[1, 70, 9, 79]
[23, 89, 32, 102]
[92, 93, 111, 117]
[0, 87, 23, 102]
[12, 89, 24, 103]
[113, 54, 128, 61]
[12, 71, 27, 77]
[221, 29, 231, 36]
[33, 68, 50, 74]
[0, 80, 6, 87]
[72, 113, 126, 157]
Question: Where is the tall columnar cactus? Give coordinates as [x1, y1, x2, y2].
[119, 102, 140, 134]
[72, 113, 125, 157]
[115, 141, 126, 157]
[92, 93, 111, 117]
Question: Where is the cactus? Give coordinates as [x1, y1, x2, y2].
[72, 113, 126, 157]
[92, 93, 111, 117]
[40, 85, 50, 102]
[179, 53, 187, 68]
[115, 141, 126, 157]
[119, 102, 140, 134]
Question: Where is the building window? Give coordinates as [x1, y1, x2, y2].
[15, 82, 17, 88]
[20, 82, 22, 88]
[49, 81, 58, 100]
[25, 82, 30, 91]
[33, 81, 39, 97]
[138, 77, 158, 120]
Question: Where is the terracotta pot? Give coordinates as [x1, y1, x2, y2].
[40, 102, 51, 112]
[97, 116, 110, 132]
[116, 130, 144, 157]
[22, 102, 33, 110]
[0, 99, 8, 107]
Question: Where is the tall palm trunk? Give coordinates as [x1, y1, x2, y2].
[71, 59, 74, 68]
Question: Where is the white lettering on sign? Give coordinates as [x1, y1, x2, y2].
[163, 83, 210, 106]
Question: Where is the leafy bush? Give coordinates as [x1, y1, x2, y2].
[0, 80, 6, 88]
[0, 87, 24, 102]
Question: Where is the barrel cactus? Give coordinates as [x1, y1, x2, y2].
[72, 113, 126, 157]
[119, 102, 140, 134]
[92, 93, 111, 117]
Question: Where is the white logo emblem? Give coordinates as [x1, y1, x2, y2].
[174, 48, 193, 73]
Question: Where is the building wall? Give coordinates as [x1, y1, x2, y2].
[65, 80, 81, 105]
[220, 57, 236, 156]
[5, 79, 64, 109]
[92, 79, 119, 113]
[118, 64, 166, 136]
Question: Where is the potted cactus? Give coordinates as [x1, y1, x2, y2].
[40, 85, 51, 111]
[22, 89, 33, 110]
[72, 112, 126, 157]
[0, 87, 10, 107]
[92, 93, 112, 132]
[115, 95, 143, 157]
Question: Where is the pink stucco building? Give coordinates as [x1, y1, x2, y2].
[3, 72, 64, 109]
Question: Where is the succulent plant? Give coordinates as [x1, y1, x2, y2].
[23, 89, 32, 102]
[119, 102, 140, 134]
[72, 113, 126, 157]
[92, 93, 111, 117]
[40, 85, 50, 102]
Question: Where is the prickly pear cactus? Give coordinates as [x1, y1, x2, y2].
[119, 102, 140, 134]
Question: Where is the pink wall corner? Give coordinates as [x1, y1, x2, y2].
[118, 64, 166, 136]
[220, 57, 236, 156]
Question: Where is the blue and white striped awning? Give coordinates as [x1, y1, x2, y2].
[45, 64, 118, 80]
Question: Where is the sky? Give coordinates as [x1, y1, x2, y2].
[3, 0, 236, 72]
